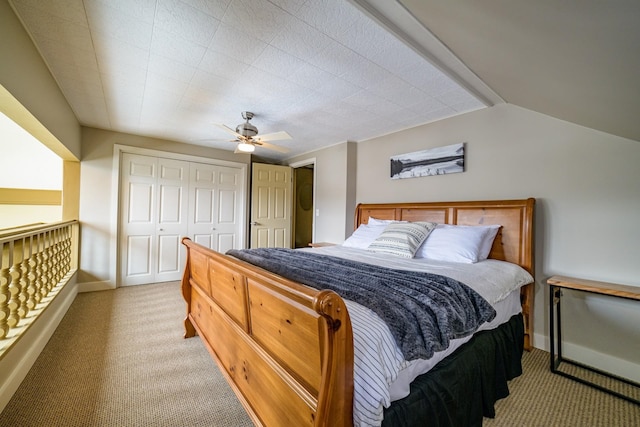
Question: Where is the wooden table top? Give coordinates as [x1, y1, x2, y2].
[546, 275, 640, 301]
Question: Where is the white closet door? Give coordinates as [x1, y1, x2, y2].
[120, 153, 188, 286]
[155, 158, 189, 283]
[189, 163, 244, 253]
[120, 154, 156, 286]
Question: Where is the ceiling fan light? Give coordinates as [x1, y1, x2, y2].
[237, 142, 255, 153]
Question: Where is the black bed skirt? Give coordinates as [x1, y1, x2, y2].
[382, 313, 524, 427]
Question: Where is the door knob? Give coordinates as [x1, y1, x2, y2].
[250, 222, 259, 226]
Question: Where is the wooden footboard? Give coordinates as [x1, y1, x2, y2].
[181, 238, 354, 427]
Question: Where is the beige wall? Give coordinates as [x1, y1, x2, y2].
[0, 4, 81, 409]
[288, 141, 356, 244]
[1, 2, 81, 224]
[354, 103, 640, 380]
[0, 205, 61, 229]
[78, 126, 251, 288]
[0, 1, 80, 159]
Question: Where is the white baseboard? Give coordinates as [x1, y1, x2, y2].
[533, 332, 549, 352]
[77, 280, 115, 293]
[0, 278, 78, 412]
[532, 332, 640, 383]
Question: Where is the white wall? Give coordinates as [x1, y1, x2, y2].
[0, 112, 62, 189]
[354, 103, 640, 380]
[78, 127, 251, 289]
[0, 112, 63, 228]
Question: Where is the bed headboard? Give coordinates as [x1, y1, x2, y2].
[354, 198, 536, 350]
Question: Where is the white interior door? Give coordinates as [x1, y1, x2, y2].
[251, 163, 292, 248]
[189, 163, 244, 253]
[120, 153, 188, 286]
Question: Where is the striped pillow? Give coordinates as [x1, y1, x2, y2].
[367, 221, 437, 258]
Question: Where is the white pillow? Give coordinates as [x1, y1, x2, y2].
[367, 222, 437, 258]
[478, 225, 500, 260]
[415, 224, 500, 263]
[366, 216, 402, 226]
[342, 223, 387, 249]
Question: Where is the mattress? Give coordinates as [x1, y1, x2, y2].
[303, 246, 533, 427]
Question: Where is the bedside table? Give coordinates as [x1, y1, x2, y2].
[308, 242, 336, 247]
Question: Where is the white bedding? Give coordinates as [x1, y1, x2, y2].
[303, 246, 533, 427]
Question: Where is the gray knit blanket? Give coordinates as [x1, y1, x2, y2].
[227, 248, 496, 360]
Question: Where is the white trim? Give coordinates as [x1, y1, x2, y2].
[533, 331, 549, 353]
[288, 157, 317, 168]
[288, 157, 317, 244]
[111, 144, 248, 287]
[113, 144, 248, 168]
[77, 280, 115, 293]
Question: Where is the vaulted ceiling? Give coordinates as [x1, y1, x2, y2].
[8, 0, 639, 160]
[387, 0, 640, 143]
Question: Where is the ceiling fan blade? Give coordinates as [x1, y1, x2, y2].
[254, 131, 292, 142]
[215, 123, 243, 138]
[191, 138, 237, 143]
[255, 141, 291, 153]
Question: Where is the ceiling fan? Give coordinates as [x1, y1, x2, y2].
[216, 112, 291, 154]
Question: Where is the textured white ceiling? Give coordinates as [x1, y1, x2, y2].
[9, 0, 485, 159]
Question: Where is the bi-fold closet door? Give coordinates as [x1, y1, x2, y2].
[119, 153, 244, 286]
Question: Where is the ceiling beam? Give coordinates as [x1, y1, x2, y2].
[348, 0, 504, 107]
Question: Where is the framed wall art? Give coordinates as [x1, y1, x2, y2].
[390, 143, 465, 179]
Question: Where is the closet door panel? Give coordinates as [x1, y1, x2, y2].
[189, 163, 244, 252]
[120, 154, 157, 286]
[155, 158, 189, 283]
[121, 153, 246, 286]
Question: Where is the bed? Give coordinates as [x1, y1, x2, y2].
[180, 198, 535, 427]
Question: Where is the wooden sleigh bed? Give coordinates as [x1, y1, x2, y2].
[181, 198, 535, 427]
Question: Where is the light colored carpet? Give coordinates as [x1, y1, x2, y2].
[0, 281, 638, 426]
[0, 281, 253, 427]
[485, 347, 640, 427]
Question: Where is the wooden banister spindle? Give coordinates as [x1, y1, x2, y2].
[7, 240, 23, 328]
[33, 233, 45, 305]
[42, 230, 53, 295]
[18, 236, 31, 320]
[1, 242, 12, 339]
[64, 226, 72, 271]
[26, 236, 38, 310]
[58, 228, 66, 276]
[62, 227, 71, 276]
[50, 229, 60, 285]
[56, 228, 65, 281]
[62, 227, 70, 275]
[53, 229, 62, 284]
[48, 229, 58, 291]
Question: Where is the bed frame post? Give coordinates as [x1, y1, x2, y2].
[181, 238, 196, 338]
[314, 290, 354, 427]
